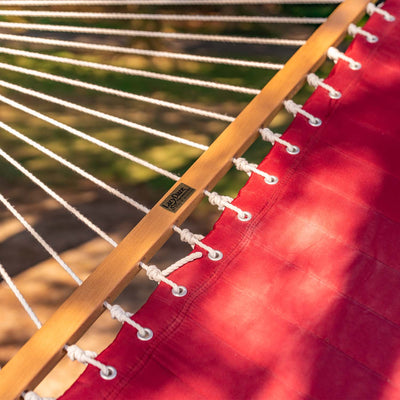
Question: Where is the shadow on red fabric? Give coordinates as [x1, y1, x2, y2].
[59, 1, 400, 398]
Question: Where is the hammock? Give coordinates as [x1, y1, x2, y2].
[0, 0, 399, 398]
[57, 1, 400, 398]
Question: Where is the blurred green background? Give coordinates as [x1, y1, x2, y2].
[0, 2, 339, 203]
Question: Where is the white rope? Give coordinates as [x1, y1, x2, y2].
[0, 11, 326, 24]
[103, 303, 149, 337]
[0, 263, 114, 379]
[0, 0, 344, 5]
[0, 263, 42, 329]
[174, 227, 204, 248]
[259, 127, 282, 145]
[65, 344, 114, 378]
[366, 2, 395, 21]
[348, 23, 378, 43]
[0, 88, 275, 186]
[327, 47, 362, 70]
[306, 72, 341, 99]
[162, 251, 203, 276]
[0, 144, 117, 248]
[259, 127, 299, 153]
[0, 22, 306, 47]
[204, 190, 250, 220]
[0, 93, 182, 182]
[284, 99, 321, 126]
[140, 262, 182, 292]
[0, 79, 275, 185]
[0, 33, 285, 70]
[0, 10, 328, 24]
[23, 392, 55, 400]
[0, 121, 151, 214]
[232, 157, 277, 184]
[2, 182, 148, 337]
[0, 46, 259, 96]
[0, 188, 149, 338]
[0, 80, 208, 151]
[0, 119, 222, 260]
[173, 226, 217, 257]
[140, 250, 204, 294]
[0, 280, 55, 398]
[0, 61, 235, 123]
[0, 192, 83, 285]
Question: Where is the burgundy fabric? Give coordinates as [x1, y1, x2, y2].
[59, 3, 400, 399]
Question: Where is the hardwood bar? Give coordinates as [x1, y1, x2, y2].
[0, 0, 372, 397]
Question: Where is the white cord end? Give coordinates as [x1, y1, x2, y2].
[327, 47, 362, 70]
[348, 23, 379, 43]
[366, 3, 396, 21]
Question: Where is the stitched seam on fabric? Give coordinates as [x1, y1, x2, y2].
[274, 198, 399, 270]
[221, 249, 400, 333]
[155, 315, 318, 400]
[233, 19, 396, 265]
[298, 168, 400, 227]
[225, 261, 398, 389]
[99, 14, 396, 398]
[106, 245, 243, 397]
[319, 139, 400, 186]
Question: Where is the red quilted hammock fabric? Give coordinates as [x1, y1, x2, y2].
[60, 2, 400, 399]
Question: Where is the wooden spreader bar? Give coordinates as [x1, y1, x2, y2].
[0, 0, 372, 397]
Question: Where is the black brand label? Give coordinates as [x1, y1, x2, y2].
[160, 183, 195, 213]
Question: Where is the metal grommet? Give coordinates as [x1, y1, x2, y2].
[265, 175, 279, 185]
[100, 366, 117, 381]
[208, 250, 223, 261]
[350, 62, 362, 70]
[286, 145, 300, 155]
[308, 118, 322, 127]
[137, 327, 153, 341]
[172, 285, 187, 297]
[329, 90, 342, 99]
[237, 211, 252, 222]
[367, 35, 379, 43]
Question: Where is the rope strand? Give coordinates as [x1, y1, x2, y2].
[0, 22, 306, 47]
[0, 33, 285, 70]
[0, 264, 42, 329]
[0, 144, 117, 247]
[0, 121, 151, 214]
[0, 79, 208, 151]
[0, 192, 83, 285]
[0, 94, 180, 182]
[0, 10, 329, 23]
[0, 61, 235, 123]
[0, 46, 260, 96]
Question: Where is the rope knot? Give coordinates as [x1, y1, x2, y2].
[327, 46, 340, 62]
[144, 264, 163, 283]
[327, 47, 361, 70]
[306, 73, 321, 88]
[206, 191, 233, 211]
[283, 99, 301, 116]
[24, 393, 41, 400]
[366, 2, 396, 21]
[179, 228, 204, 248]
[108, 304, 131, 322]
[259, 128, 282, 144]
[24, 392, 55, 400]
[232, 157, 257, 175]
[66, 344, 97, 365]
[348, 23, 378, 43]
